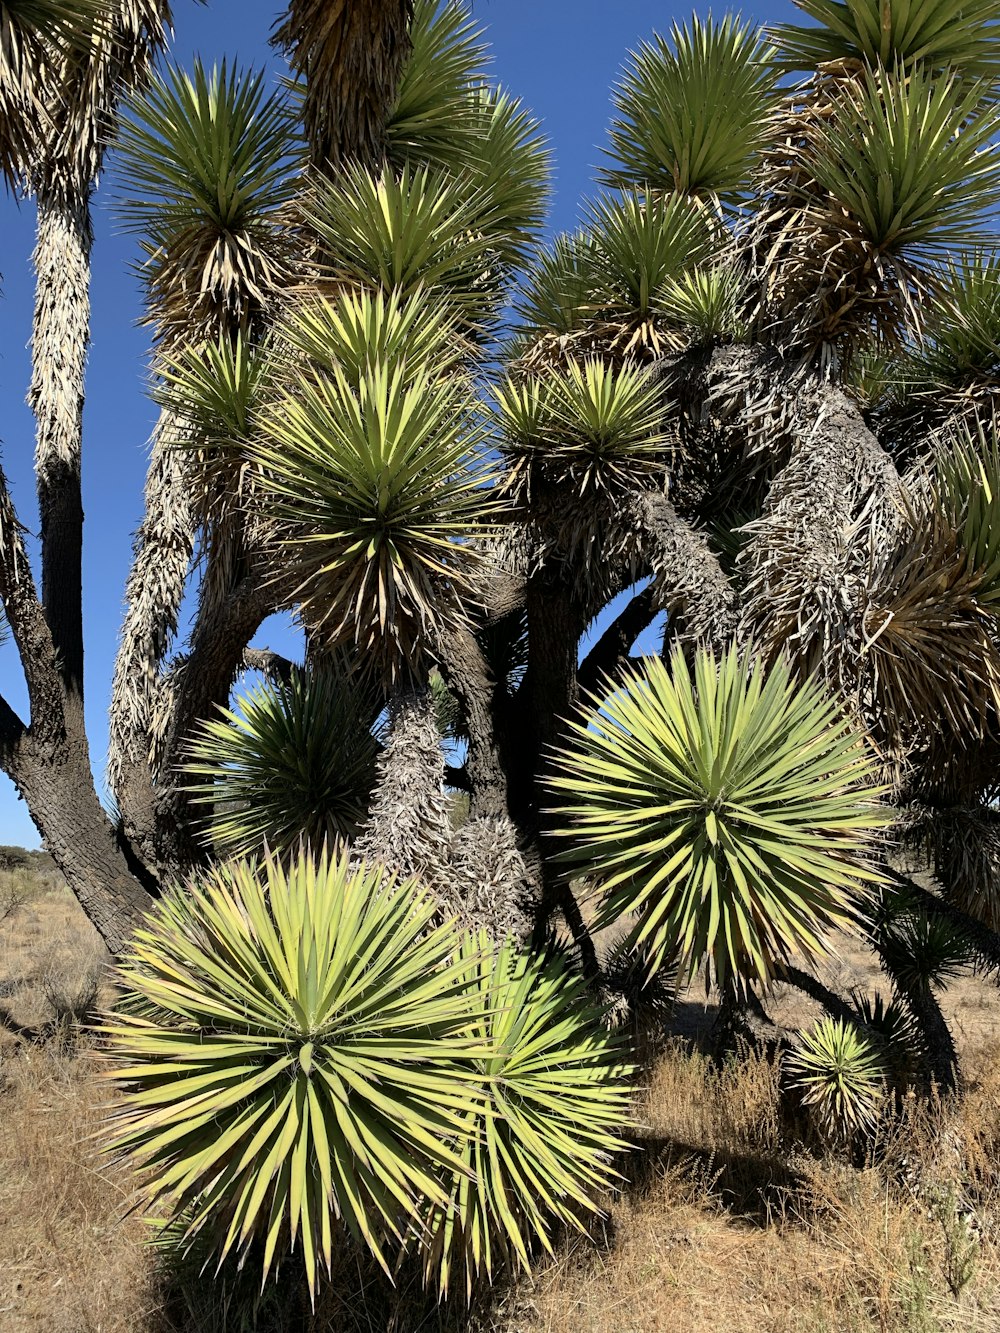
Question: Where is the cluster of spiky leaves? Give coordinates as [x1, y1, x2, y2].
[420, 932, 631, 1296]
[102, 853, 480, 1299]
[116, 59, 297, 343]
[384, 1, 549, 268]
[251, 290, 498, 672]
[103, 853, 631, 1301]
[602, 13, 778, 205]
[868, 886, 974, 996]
[549, 649, 887, 990]
[492, 358, 669, 499]
[752, 65, 1000, 363]
[0, 0, 112, 184]
[787, 1017, 884, 1146]
[771, 0, 1000, 78]
[183, 667, 382, 858]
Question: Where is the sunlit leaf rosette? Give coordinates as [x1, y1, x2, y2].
[101, 851, 484, 1300]
[420, 932, 632, 1296]
[771, 0, 1000, 79]
[549, 648, 888, 989]
[492, 358, 669, 500]
[252, 345, 498, 674]
[115, 58, 297, 342]
[182, 666, 382, 859]
[786, 1016, 885, 1147]
[601, 13, 778, 204]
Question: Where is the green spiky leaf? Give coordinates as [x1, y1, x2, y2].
[787, 1016, 884, 1145]
[421, 932, 632, 1295]
[603, 14, 778, 203]
[772, 0, 1000, 79]
[115, 59, 297, 340]
[183, 667, 382, 858]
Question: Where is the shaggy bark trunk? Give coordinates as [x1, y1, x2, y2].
[29, 185, 93, 703]
[108, 410, 195, 870]
[738, 380, 905, 664]
[354, 688, 454, 882]
[272, 0, 413, 172]
[433, 624, 509, 821]
[631, 491, 738, 652]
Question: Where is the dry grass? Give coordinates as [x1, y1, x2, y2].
[3, 870, 1000, 1332]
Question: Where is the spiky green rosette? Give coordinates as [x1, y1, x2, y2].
[101, 851, 483, 1298]
[787, 1016, 885, 1146]
[421, 932, 632, 1295]
[549, 648, 887, 989]
[183, 667, 381, 858]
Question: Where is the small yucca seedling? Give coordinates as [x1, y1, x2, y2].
[787, 1017, 885, 1147]
[101, 850, 485, 1299]
[421, 932, 632, 1297]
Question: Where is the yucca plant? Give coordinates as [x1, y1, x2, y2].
[756, 63, 1000, 360]
[787, 1016, 885, 1147]
[183, 667, 382, 858]
[275, 286, 466, 388]
[549, 649, 887, 988]
[587, 190, 715, 352]
[420, 932, 632, 1296]
[492, 358, 669, 498]
[602, 13, 778, 205]
[384, 0, 550, 269]
[932, 417, 1000, 610]
[115, 59, 297, 342]
[771, 0, 1000, 79]
[102, 850, 484, 1299]
[0, 0, 110, 184]
[253, 350, 497, 668]
[512, 230, 604, 346]
[304, 162, 510, 335]
[657, 263, 749, 346]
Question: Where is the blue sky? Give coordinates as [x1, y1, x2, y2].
[0, 0, 798, 846]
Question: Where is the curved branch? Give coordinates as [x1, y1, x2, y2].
[631, 492, 737, 651]
[242, 647, 295, 684]
[578, 584, 657, 698]
[774, 963, 861, 1028]
[0, 464, 65, 746]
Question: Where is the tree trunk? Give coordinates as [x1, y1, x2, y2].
[272, 0, 413, 173]
[353, 687, 454, 883]
[29, 185, 93, 703]
[6, 728, 153, 955]
[108, 410, 195, 869]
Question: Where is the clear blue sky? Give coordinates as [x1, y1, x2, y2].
[0, 0, 798, 846]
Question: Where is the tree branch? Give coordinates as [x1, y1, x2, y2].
[30, 187, 93, 701]
[738, 376, 906, 662]
[242, 647, 296, 683]
[0, 463, 66, 747]
[433, 623, 510, 821]
[630, 491, 738, 651]
[578, 585, 657, 698]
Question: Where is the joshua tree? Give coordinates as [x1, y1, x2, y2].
[6, 0, 1000, 1253]
[6, 0, 1000, 1298]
